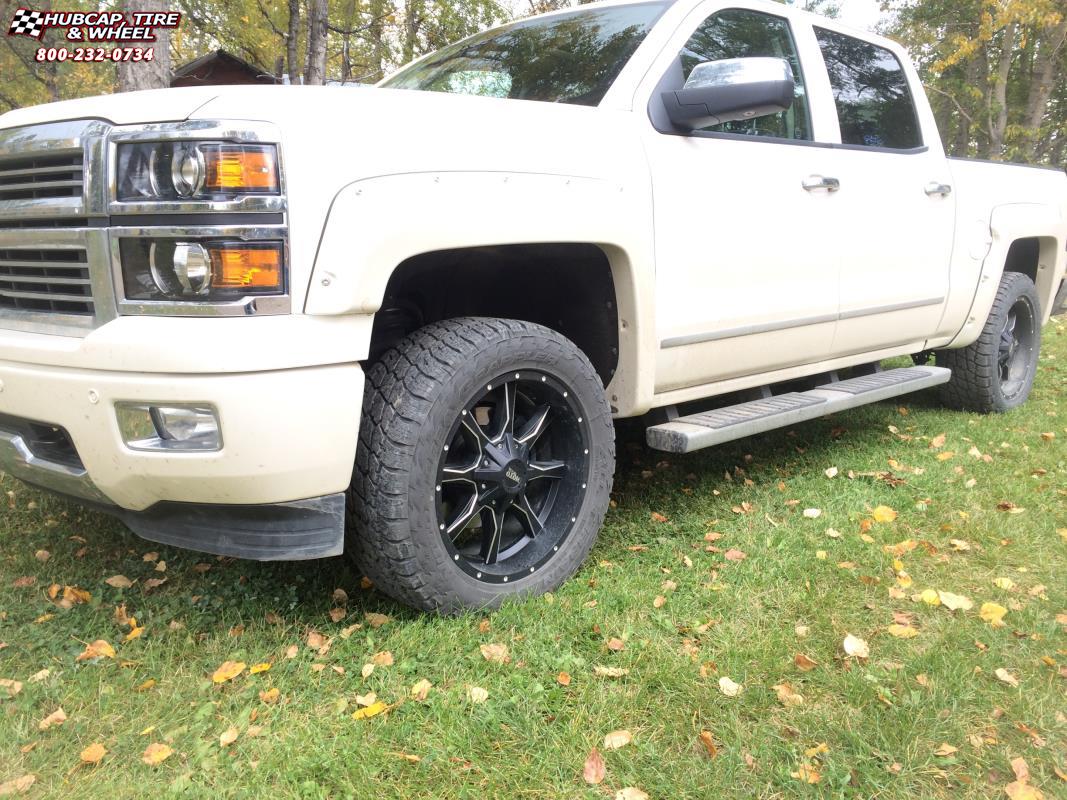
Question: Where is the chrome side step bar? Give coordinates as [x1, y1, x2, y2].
[645, 366, 951, 454]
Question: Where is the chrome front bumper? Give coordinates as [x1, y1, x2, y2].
[0, 422, 110, 504]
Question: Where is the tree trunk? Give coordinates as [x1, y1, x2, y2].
[304, 0, 328, 85]
[987, 21, 1016, 159]
[1020, 17, 1067, 161]
[369, 0, 386, 82]
[287, 0, 301, 84]
[117, 0, 172, 92]
[403, 0, 423, 64]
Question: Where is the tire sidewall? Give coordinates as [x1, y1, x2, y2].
[988, 276, 1041, 411]
[404, 329, 613, 610]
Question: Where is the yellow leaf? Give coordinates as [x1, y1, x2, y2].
[410, 678, 432, 701]
[593, 665, 629, 678]
[361, 663, 375, 678]
[934, 742, 958, 756]
[371, 651, 393, 666]
[249, 662, 271, 675]
[980, 602, 1007, 627]
[211, 660, 246, 684]
[258, 687, 280, 704]
[887, 624, 919, 638]
[936, 451, 955, 461]
[920, 589, 941, 606]
[124, 626, 144, 643]
[80, 742, 107, 764]
[135, 679, 156, 692]
[871, 505, 898, 523]
[603, 729, 633, 750]
[219, 727, 239, 747]
[468, 686, 489, 703]
[884, 539, 917, 557]
[993, 577, 1015, 591]
[1005, 782, 1044, 800]
[773, 682, 804, 706]
[76, 640, 115, 661]
[557, 671, 572, 686]
[352, 701, 388, 720]
[804, 742, 830, 758]
[994, 668, 1019, 687]
[37, 708, 66, 730]
[141, 742, 172, 765]
[791, 762, 821, 783]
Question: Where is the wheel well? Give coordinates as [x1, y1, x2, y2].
[1003, 237, 1040, 285]
[369, 244, 620, 385]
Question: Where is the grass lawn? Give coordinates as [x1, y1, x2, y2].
[1, 320, 1065, 799]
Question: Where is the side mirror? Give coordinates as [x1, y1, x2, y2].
[661, 57, 795, 130]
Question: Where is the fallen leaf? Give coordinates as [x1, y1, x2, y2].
[352, 701, 388, 720]
[557, 671, 572, 686]
[105, 575, 133, 589]
[0, 775, 35, 795]
[887, 623, 919, 638]
[285, 644, 299, 659]
[259, 687, 280, 704]
[872, 505, 898, 523]
[371, 651, 393, 666]
[37, 708, 66, 730]
[603, 729, 632, 750]
[615, 789, 649, 800]
[80, 743, 106, 764]
[28, 669, 49, 683]
[364, 612, 392, 629]
[981, 602, 1008, 627]
[653, 595, 667, 608]
[803, 508, 822, 519]
[843, 634, 869, 658]
[994, 577, 1016, 591]
[791, 762, 821, 784]
[219, 727, 239, 747]
[607, 637, 625, 651]
[329, 608, 346, 623]
[939, 591, 974, 611]
[583, 748, 606, 785]
[0, 678, 23, 698]
[724, 549, 747, 561]
[795, 625, 810, 637]
[920, 589, 941, 606]
[468, 686, 488, 703]
[410, 679, 432, 701]
[594, 665, 629, 678]
[718, 676, 742, 697]
[650, 512, 669, 523]
[34, 550, 50, 562]
[773, 682, 804, 706]
[474, 641, 511, 666]
[76, 640, 115, 662]
[142, 742, 172, 765]
[930, 433, 946, 448]
[824, 467, 838, 478]
[934, 742, 958, 757]
[795, 653, 818, 671]
[698, 730, 719, 758]
[249, 662, 271, 675]
[360, 663, 374, 678]
[355, 692, 377, 707]
[135, 679, 155, 692]
[11, 576, 35, 588]
[211, 660, 246, 684]
[994, 668, 1019, 687]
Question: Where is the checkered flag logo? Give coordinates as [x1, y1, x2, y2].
[8, 8, 45, 39]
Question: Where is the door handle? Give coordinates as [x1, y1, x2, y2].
[925, 182, 952, 197]
[802, 175, 840, 192]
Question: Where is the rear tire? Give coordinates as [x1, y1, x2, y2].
[347, 317, 615, 613]
[937, 272, 1041, 413]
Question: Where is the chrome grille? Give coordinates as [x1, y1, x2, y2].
[0, 247, 93, 315]
[0, 153, 84, 202]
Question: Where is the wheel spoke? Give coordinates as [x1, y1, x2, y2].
[493, 381, 518, 442]
[442, 453, 480, 484]
[446, 492, 480, 538]
[460, 416, 490, 448]
[513, 494, 544, 538]
[1005, 311, 1016, 335]
[479, 505, 504, 564]
[528, 459, 566, 480]
[516, 403, 551, 446]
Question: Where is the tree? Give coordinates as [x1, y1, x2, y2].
[118, 0, 173, 91]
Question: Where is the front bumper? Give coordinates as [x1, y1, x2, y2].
[0, 358, 363, 558]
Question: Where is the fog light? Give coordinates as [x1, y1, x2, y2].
[116, 403, 222, 452]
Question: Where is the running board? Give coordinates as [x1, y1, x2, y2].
[646, 366, 951, 454]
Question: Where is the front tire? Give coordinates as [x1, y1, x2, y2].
[938, 272, 1041, 413]
[347, 317, 615, 613]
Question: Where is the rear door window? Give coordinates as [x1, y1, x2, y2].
[814, 27, 921, 149]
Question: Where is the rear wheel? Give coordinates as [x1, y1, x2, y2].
[347, 317, 615, 613]
[938, 272, 1041, 413]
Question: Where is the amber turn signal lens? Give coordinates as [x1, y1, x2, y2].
[204, 146, 278, 192]
[208, 245, 283, 291]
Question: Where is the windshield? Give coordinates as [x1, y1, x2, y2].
[381, 3, 668, 106]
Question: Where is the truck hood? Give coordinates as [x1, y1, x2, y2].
[0, 86, 224, 129]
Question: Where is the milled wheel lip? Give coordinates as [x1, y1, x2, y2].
[434, 369, 591, 585]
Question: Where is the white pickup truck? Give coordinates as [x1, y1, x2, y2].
[1, 0, 1064, 612]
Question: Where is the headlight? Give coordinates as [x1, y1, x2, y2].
[116, 142, 280, 201]
[119, 239, 285, 302]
